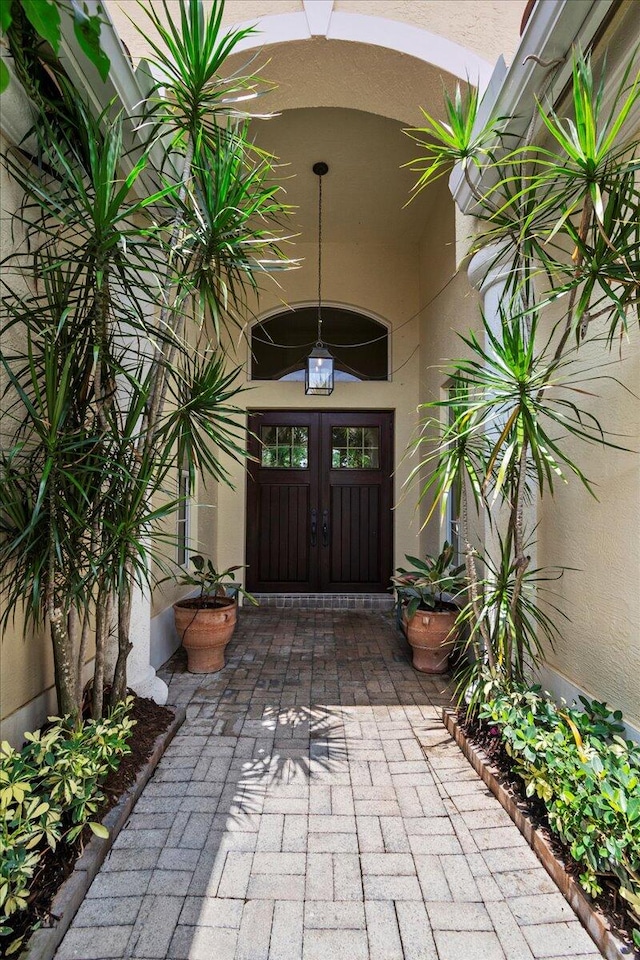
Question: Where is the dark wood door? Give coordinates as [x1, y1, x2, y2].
[246, 411, 393, 592]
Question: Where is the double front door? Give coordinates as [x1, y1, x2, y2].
[246, 410, 393, 592]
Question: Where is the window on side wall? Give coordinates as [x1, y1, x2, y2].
[177, 466, 191, 567]
[445, 382, 461, 565]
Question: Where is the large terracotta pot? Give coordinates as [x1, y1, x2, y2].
[403, 607, 457, 674]
[173, 596, 237, 673]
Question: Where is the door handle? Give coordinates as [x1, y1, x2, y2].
[311, 508, 317, 547]
[322, 509, 329, 547]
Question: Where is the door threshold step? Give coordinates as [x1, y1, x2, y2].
[251, 593, 394, 610]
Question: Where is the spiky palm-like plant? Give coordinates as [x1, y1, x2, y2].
[407, 49, 640, 697]
[0, 0, 294, 718]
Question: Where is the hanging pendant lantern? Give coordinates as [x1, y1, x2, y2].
[306, 161, 334, 396]
[305, 342, 334, 395]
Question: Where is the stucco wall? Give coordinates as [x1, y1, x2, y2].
[536, 326, 640, 730]
[533, 4, 640, 730]
[107, 0, 522, 71]
[416, 277, 480, 558]
[414, 185, 466, 556]
[333, 0, 524, 65]
[0, 132, 59, 739]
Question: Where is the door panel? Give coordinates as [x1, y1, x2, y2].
[321, 411, 392, 592]
[257, 484, 310, 584]
[247, 411, 319, 591]
[247, 411, 393, 592]
[329, 485, 380, 585]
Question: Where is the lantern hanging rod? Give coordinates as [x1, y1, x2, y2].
[313, 161, 328, 345]
[306, 161, 334, 396]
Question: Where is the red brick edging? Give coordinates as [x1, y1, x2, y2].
[442, 708, 638, 960]
[21, 706, 186, 960]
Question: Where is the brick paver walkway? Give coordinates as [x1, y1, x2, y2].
[55, 610, 601, 960]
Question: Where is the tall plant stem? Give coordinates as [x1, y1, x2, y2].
[92, 586, 110, 719]
[50, 611, 77, 719]
[67, 605, 78, 699]
[144, 138, 196, 450]
[509, 439, 531, 680]
[76, 606, 91, 709]
[110, 580, 133, 709]
[92, 274, 114, 432]
[461, 475, 495, 671]
[546, 195, 593, 372]
[47, 491, 77, 719]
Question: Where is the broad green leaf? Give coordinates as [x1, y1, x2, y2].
[73, 6, 110, 82]
[0, 59, 9, 94]
[22, 0, 61, 53]
[0, 2, 12, 33]
[88, 821, 109, 839]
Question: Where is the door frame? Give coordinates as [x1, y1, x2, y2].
[246, 408, 395, 593]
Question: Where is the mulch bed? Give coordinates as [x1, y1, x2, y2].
[459, 710, 637, 954]
[3, 695, 175, 956]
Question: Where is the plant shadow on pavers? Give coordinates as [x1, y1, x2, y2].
[53, 610, 395, 960]
[51, 609, 601, 960]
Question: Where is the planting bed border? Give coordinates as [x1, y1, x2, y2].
[20, 706, 186, 960]
[442, 708, 637, 960]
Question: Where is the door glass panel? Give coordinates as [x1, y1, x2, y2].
[331, 426, 379, 469]
[261, 425, 309, 468]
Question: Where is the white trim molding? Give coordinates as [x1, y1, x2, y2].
[231, 7, 493, 89]
[303, 0, 334, 37]
[150, 602, 182, 670]
[127, 570, 169, 705]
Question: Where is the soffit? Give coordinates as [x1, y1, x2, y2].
[225, 37, 460, 127]
[250, 106, 440, 245]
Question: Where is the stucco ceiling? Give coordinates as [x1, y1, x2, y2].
[251, 107, 442, 246]
[226, 37, 461, 128]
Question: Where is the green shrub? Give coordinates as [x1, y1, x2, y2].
[480, 687, 640, 944]
[0, 698, 134, 953]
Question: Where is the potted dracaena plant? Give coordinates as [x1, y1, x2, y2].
[173, 555, 258, 673]
[391, 542, 467, 673]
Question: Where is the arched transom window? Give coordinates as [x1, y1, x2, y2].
[251, 306, 389, 382]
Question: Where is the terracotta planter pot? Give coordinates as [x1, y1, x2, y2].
[173, 596, 237, 673]
[403, 607, 457, 674]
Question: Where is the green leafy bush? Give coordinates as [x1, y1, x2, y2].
[0, 698, 134, 953]
[391, 542, 467, 618]
[480, 687, 640, 944]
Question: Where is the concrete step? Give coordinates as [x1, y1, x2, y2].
[251, 593, 394, 610]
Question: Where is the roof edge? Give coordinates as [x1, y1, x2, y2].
[449, 0, 617, 214]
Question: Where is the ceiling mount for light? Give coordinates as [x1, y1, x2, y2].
[306, 161, 334, 396]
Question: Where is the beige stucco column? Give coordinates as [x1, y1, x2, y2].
[467, 244, 510, 333]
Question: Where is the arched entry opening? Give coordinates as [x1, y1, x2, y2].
[209, 95, 456, 596]
[100, 1, 516, 644]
